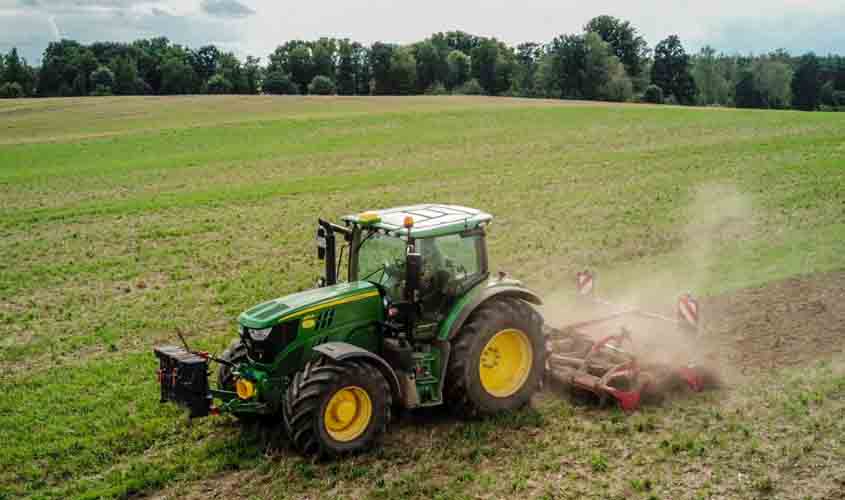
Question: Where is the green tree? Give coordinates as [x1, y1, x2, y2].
[111, 56, 138, 95]
[268, 41, 314, 94]
[217, 53, 246, 93]
[413, 40, 448, 93]
[582, 32, 615, 99]
[734, 69, 759, 108]
[494, 48, 517, 95]
[692, 46, 731, 105]
[389, 47, 417, 95]
[191, 45, 221, 87]
[455, 78, 484, 95]
[643, 84, 664, 104]
[471, 38, 499, 95]
[71, 49, 98, 96]
[243, 56, 262, 94]
[792, 53, 822, 111]
[600, 55, 633, 101]
[3, 48, 33, 95]
[132, 37, 170, 93]
[651, 35, 697, 105]
[751, 58, 792, 109]
[356, 46, 372, 95]
[262, 71, 298, 94]
[0, 82, 24, 98]
[207, 73, 233, 94]
[514, 42, 540, 96]
[548, 34, 587, 98]
[532, 53, 560, 98]
[289, 45, 314, 93]
[308, 75, 336, 95]
[311, 38, 337, 82]
[160, 55, 196, 94]
[444, 31, 480, 54]
[90, 66, 115, 95]
[446, 50, 471, 90]
[38, 40, 85, 96]
[584, 15, 649, 82]
[371, 42, 396, 95]
[336, 39, 358, 95]
[820, 80, 835, 107]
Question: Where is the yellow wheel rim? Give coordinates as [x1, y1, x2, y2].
[323, 386, 373, 442]
[479, 328, 533, 398]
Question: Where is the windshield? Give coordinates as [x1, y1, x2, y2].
[358, 232, 407, 285]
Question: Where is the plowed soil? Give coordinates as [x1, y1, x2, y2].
[546, 270, 845, 385]
[704, 270, 845, 374]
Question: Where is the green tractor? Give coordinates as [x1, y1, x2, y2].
[155, 204, 546, 457]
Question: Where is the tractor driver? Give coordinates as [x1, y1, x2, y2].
[416, 238, 455, 312]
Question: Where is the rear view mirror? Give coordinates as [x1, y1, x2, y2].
[316, 227, 327, 260]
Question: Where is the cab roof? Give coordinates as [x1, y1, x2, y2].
[342, 204, 493, 238]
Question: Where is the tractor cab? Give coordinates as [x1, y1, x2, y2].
[317, 205, 493, 336]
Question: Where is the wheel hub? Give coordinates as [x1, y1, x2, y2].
[324, 386, 372, 442]
[479, 328, 533, 398]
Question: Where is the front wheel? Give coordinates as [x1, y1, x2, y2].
[217, 339, 260, 425]
[283, 357, 392, 458]
[446, 297, 545, 417]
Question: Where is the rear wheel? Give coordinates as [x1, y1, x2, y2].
[283, 357, 392, 458]
[446, 297, 545, 417]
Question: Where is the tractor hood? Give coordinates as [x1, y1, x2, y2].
[238, 281, 381, 329]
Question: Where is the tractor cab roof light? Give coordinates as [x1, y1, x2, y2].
[358, 211, 381, 226]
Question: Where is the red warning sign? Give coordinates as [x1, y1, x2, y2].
[576, 271, 594, 296]
[678, 293, 699, 328]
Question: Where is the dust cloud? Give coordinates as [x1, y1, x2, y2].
[542, 183, 757, 384]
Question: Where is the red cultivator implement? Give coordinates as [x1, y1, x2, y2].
[544, 271, 718, 411]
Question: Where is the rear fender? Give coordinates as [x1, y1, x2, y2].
[312, 342, 402, 402]
[437, 280, 543, 341]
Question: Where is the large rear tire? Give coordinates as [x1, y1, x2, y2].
[446, 297, 545, 417]
[283, 356, 392, 458]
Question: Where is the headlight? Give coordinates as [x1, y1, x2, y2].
[249, 327, 272, 341]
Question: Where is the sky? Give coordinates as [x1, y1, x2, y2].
[1, 0, 844, 64]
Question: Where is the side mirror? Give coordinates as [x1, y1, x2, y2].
[316, 227, 327, 260]
[405, 252, 423, 301]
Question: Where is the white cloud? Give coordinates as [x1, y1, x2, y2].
[201, 0, 254, 19]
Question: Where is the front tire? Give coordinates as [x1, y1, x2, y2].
[446, 297, 545, 417]
[217, 339, 248, 390]
[217, 339, 260, 425]
[283, 357, 392, 458]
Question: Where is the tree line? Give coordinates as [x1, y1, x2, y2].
[2, 16, 844, 111]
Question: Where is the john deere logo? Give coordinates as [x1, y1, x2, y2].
[302, 317, 317, 329]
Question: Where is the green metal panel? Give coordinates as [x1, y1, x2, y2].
[436, 277, 542, 340]
[270, 283, 384, 376]
[238, 281, 380, 329]
[437, 282, 484, 341]
[230, 280, 385, 414]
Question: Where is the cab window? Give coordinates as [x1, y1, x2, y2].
[418, 233, 484, 289]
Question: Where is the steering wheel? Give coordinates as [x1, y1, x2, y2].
[383, 258, 405, 279]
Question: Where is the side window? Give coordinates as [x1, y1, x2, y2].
[420, 234, 482, 279]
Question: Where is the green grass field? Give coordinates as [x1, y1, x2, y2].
[1, 95, 843, 500]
